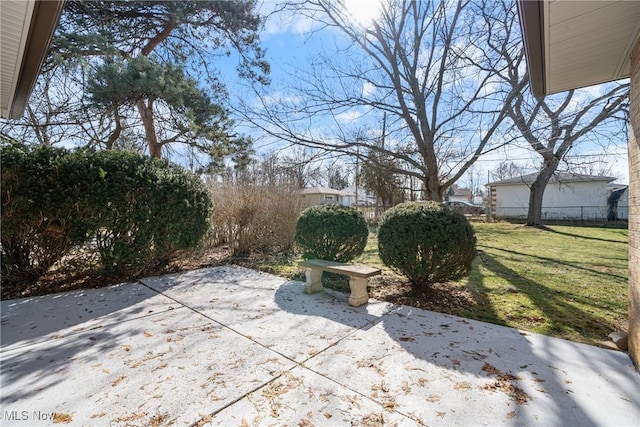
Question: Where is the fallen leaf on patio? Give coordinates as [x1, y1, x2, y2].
[150, 414, 168, 427]
[90, 413, 106, 419]
[197, 412, 212, 422]
[371, 381, 390, 393]
[114, 412, 146, 423]
[122, 344, 132, 352]
[481, 379, 530, 404]
[299, 413, 314, 426]
[382, 398, 397, 411]
[426, 395, 440, 403]
[417, 378, 432, 386]
[52, 413, 72, 424]
[361, 412, 384, 426]
[144, 332, 152, 338]
[506, 411, 516, 419]
[482, 363, 500, 376]
[111, 375, 126, 387]
[453, 382, 471, 391]
[344, 394, 362, 409]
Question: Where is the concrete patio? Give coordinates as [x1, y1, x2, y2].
[1, 265, 638, 426]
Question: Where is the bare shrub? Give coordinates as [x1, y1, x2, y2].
[208, 180, 303, 256]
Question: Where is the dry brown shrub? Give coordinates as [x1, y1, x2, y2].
[207, 181, 304, 255]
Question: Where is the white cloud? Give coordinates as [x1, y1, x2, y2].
[261, 6, 318, 36]
[335, 110, 363, 123]
[257, 91, 304, 108]
[343, 0, 383, 27]
[362, 81, 376, 96]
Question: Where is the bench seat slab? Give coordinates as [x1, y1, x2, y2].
[299, 259, 380, 278]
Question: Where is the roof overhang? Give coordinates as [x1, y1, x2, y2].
[0, 0, 65, 119]
[518, 0, 640, 97]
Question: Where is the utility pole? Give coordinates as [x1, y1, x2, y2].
[354, 142, 359, 211]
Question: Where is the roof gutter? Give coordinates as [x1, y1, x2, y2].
[517, 0, 546, 98]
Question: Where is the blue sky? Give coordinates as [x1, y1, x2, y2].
[215, 1, 630, 186]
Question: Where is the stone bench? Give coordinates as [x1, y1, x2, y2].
[298, 259, 381, 306]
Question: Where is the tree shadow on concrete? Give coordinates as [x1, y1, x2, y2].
[376, 253, 638, 425]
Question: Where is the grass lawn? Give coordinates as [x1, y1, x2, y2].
[261, 222, 628, 347]
[456, 222, 627, 345]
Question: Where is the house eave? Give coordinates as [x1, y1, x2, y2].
[517, 0, 546, 97]
[517, 0, 640, 97]
[0, 0, 65, 119]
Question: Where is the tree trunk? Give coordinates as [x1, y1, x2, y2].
[136, 98, 162, 158]
[423, 171, 443, 202]
[526, 159, 559, 227]
[104, 109, 122, 150]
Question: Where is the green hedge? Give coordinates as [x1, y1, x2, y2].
[1, 143, 212, 283]
[1, 144, 90, 281]
[377, 201, 476, 287]
[295, 204, 368, 262]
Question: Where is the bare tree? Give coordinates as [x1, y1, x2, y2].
[478, 0, 629, 226]
[490, 160, 528, 182]
[359, 148, 405, 209]
[561, 154, 622, 181]
[1, 65, 96, 147]
[326, 163, 350, 190]
[280, 146, 324, 188]
[241, 0, 518, 201]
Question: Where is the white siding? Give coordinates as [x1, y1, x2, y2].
[0, 1, 34, 118]
[495, 181, 610, 220]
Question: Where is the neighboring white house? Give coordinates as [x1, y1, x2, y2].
[486, 173, 620, 220]
[341, 186, 375, 206]
[300, 187, 356, 207]
[445, 185, 472, 203]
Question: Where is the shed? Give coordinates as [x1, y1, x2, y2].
[486, 173, 617, 220]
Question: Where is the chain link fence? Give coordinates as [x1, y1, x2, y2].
[490, 205, 629, 221]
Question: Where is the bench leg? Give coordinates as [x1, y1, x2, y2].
[348, 277, 369, 306]
[303, 268, 324, 294]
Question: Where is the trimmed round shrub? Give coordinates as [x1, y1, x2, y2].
[295, 204, 368, 262]
[377, 201, 476, 286]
